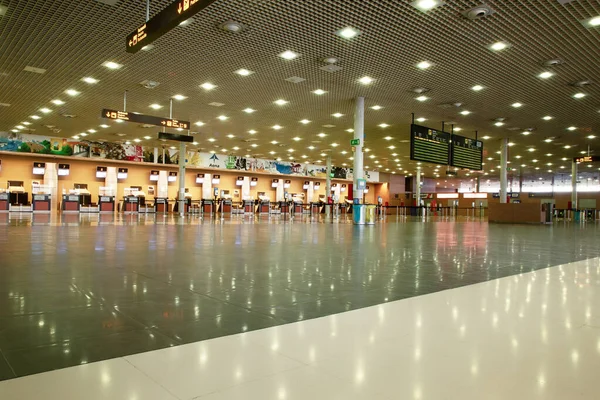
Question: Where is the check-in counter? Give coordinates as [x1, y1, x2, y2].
[98, 196, 115, 213]
[62, 194, 81, 213]
[32, 194, 51, 213]
[243, 200, 254, 214]
[155, 198, 170, 213]
[0, 192, 9, 212]
[202, 199, 214, 215]
[174, 198, 191, 213]
[279, 201, 291, 214]
[124, 196, 139, 213]
[221, 198, 233, 213]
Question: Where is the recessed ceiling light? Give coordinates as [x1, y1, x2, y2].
[149, 104, 162, 109]
[538, 71, 553, 79]
[287, 148, 295, 153]
[269, 151, 276, 155]
[251, 143, 259, 148]
[528, 148, 536, 152]
[88, 129, 96, 133]
[133, 138, 141, 143]
[279, 50, 299, 60]
[567, 126, 577, 131]
[15, 125, 24, 129]
[489, 41, 508, 51]
[312, 89, 327, 95]
[454, 127, 462, 132]
[416, 96, 428, 101]
[248, 129, 257, 134]
[507, 142, 515, 147]
[336, 27, 360, 39]
[411, 0, 445, 12]
[300, 119, 310, 124]
[293, 137, 302, 141]
[227, 134, 235, 138]
[39, 108, 52, 113]
[243, 108, 256, 113]
[582, 16, 600, 28]
[141, 44, 155, 51]
[235, 69, 254, 76]
[345, 128, 354, 132]
[79, 132, 87, 137]
[172, 94, 187, 100]
[115, 119, 123, 123]
[28, 115, 39, 120]
[179, 18, 194, 27]
[200, 82, 216, 90]
[358, 76, 373, 85]
[103, 61, 122, 70]
[272, 125, 282, 130]
[195, 121, 205, 126]
[317, 133, 327, 138]
[544, 138, 553, 143]
[416, 61, 432, 70]
[564, 145, 571, 149]
[588, 135, 596, 139]
[371, 105, 382, 110]
[21, 121, 31, 126]
[65, 89, 80, 96]
[332, 113, 344, 118]
[416, 117, 426, 122]
[331, 143, 339, 147]
[471, 85, 484, 91]
[51, 99, 65, 106]
[521, 131, 531, 135]
[208, 138, 216, 142]
[82, 77, 98, 84]
[217, 115, 228, 121]
[573, 92, 586, 99]
[511, 102, 523, 108]
[460, 110, 471, 115]
[482, 135, 491, 140]
[384, 136, 393, 140]
[308, 146, 315, 150]
[379, 123, 390, 128]
[542, 116, 553, 120]
[274, 99, 288, 105]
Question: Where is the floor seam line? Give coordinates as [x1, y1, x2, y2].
[122, 357, 183, 400]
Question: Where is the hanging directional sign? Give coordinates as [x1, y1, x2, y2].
[101, 109, 190, 129]
[574, 156, 600, 163]
[126, 0, 218, 53]
[158, 132, 193, 143]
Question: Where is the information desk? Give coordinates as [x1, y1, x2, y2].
[0, 193, 9, 211]
[62, 195, 81, 212]
[98, 196, 115, 213]
[173, 198, 191, 213]
[154, 198, 170, 213]
[202, 199, 214, 214]
[123, 196, 139, 213]
[33, 194, 52, 213]
[243, 200, 254, 214]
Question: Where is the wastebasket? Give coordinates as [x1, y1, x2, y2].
[365, 205, 376, 225]
[353, 204, 366, 225]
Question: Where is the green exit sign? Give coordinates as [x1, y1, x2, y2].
[350, 139, 360, 146]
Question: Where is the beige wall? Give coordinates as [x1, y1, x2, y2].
[0, 152, 382, 204]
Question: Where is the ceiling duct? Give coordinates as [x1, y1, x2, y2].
[461, 4, 495, 20]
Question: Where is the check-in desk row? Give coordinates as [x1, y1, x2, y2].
[62, 194, 116, 213]
[0, 191, 53, 213]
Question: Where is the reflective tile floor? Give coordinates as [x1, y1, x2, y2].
[1, 257, 599, 399]
[1, 214, 600, 383]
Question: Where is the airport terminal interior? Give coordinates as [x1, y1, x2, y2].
[1, 0, 600, 399]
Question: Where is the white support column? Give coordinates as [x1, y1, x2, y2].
[353, 97, 365, 203]
[153, 148, 159, 164]
[499, 138, 508, 204]
[325, 155, 332, 216]
[416, 167, 422, 206]
[571, 160, 577, 209]
[202, 174, 212, 199]
[178, 142, 186, 216]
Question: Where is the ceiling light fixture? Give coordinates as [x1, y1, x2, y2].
[312, 89, 327, 95]
[379, 123, 390, 128]
[415, 96, 429, 101]
[274, 99, 288, 105]
[39, 108, 52, 114]
[521, 131, 531, 136]
[235, 69, 254, 76]
[538, 71, 553, 79]
[103, 61, 122, 70]
[82, 77, 98, 84]
[200, 82, 216, 90]
[317, 133, 327, 138]
[195, 121, 205, 126]
[300, 119, 310, 124]
[279, 50, 299, 60]
[567, 126, 577, 131]
[293, 137, 302, 141]
[358, 76, 374, 85]
[30, 115, 40, 120]
[489, 41, 508, 51]
[411, 0, 445, 12]
[460, 110, 471, 115]
[543, 116, 553, 120]
[332, 113, 344, 118]
[416, 61, 432, 70]
[272, 125, 282, 130]
[65, 89, 80, 96]
[248, 129, 257, 134]
[582, 16, 600, 28]
[573, 92, 586, 99]
[243, 108, 255, 113]
[511, 102, 523, 108]
[371, 105, 382, 110]
[416, 117, 426, 122]
[471, 85, 484, 91]
[51, 99, 65, 105]
[217, 115, 228, 121]
[172, 94, 187, 100]
[149, 104, 162, 109]
[336, 27, 360, 39]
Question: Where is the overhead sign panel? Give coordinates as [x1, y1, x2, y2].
[574, 156, 600, 163]
[410, 124, 450, 165]
[101, 109, 190, 129]
[451, 134, 483, 171]
[158, 132, 193, 142]
[126, 0, 217, 53]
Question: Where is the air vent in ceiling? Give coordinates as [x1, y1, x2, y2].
[0, 5, 7, 16]
[115, 133, 126, 137]
[570, 80, 592, 87]
[322, 124, 335, 128]
[543, 58, 564, 67]
[438, 103, 461, 108]
[320, 65, 342, 73]
[219, 20, 245, 33]
[62, 114, 77, 118]
[208, 102, 224, 107]
[96, 0, 120, 5]
[139, 80, 160, 89]
[23, 66, 46, 74]
[461, 4, 495, 20]
[412, 87, 430, 94]
[285, 76, 306, 83]
[242, 138, 258, 142]
[0, 103, 10, 107]
[140, 124, 154, 128]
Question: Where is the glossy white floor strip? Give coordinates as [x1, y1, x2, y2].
[2, 257, 600, 400]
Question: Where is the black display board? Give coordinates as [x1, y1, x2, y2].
[451, 134, 483, 171]
[101, 109, 190, 129]
[410, 124, 450, 165]
[410, 124, 483, 171]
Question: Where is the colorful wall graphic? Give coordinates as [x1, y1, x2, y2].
[0, 132, 379, 182]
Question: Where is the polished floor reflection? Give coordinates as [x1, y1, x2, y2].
[1, 215, 600, 380]
[1, 257, 599, 399]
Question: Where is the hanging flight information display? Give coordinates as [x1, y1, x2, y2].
[451, 134, 483, 171]
[410, 124, 484, 170]
[410, 124, 451, 165]
[101, 109, 190, 129]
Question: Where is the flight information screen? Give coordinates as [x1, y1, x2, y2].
[410, 124, 450, 165]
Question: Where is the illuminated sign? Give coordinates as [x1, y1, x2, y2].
[410, 124, 451, 165]
[436, 193, 459, 199]
[463, 193, 488, 199]
[574, 156, 600, 163]
[101, 109, 190, 130]
[452, 134, 483, 171]
[126, 0, 218, 53]
[158, 132, 194, 143]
